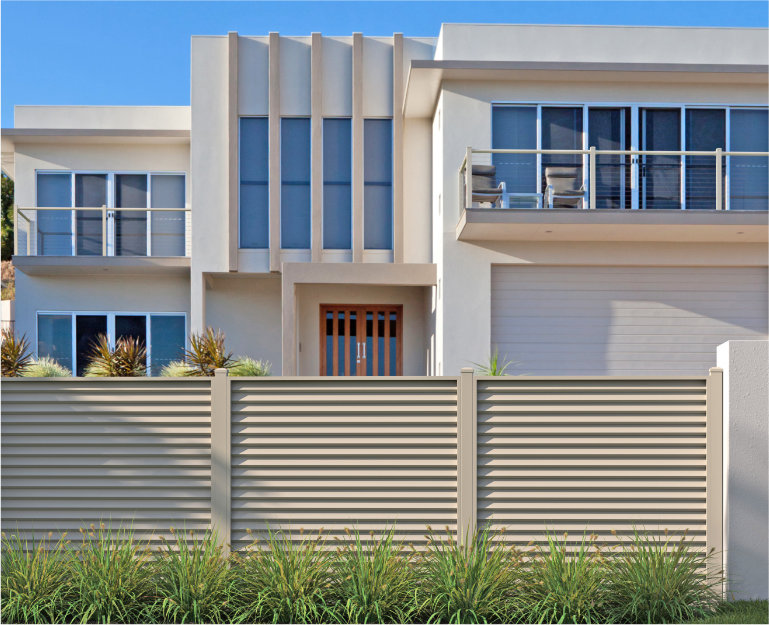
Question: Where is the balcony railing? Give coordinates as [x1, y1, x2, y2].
[459, 148, 769, 213]
[14, 206, 190, 257]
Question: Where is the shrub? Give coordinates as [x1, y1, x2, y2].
[159, 359, 196, 377]
[0, 532, 72, 624]
[472, 348, 515, 376]
[232, 527, 333, 624]
[229, 356, 271, 377]
[20, 357, 71, 378]
[417, 526, 521, 624]
[84, 335, 146, 377]
[605, 529, 721, 624]
[1, 328, 31, 377]
[151, 529, 233, 624]
[184, 327, 233, 376]
[328, 527, 418, 624]
[67, 524, 153, 624]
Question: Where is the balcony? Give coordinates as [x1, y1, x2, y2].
[456, 148, 769, 243]
[13, 206, 191, 275]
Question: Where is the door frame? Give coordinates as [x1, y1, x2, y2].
[319, 304, 403, 376]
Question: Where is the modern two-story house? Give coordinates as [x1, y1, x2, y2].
[3, 23, 767, 376]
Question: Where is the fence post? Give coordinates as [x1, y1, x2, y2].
[715, 148, 723, 210]
[211, 368, 231, 555]
[457, 367, 477, 545]
[588, 146, 597, 209]
[706, 367, 724, 595]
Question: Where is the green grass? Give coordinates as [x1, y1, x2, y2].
[685, 600, 769, 624]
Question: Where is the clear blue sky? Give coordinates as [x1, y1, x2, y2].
[2, 0, 767, 127]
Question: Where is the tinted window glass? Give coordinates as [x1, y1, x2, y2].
[75, 315, 107, 376]
[115, 174, 148, 255]
[240, 117, 269, 248]
[75, 174, 107, 255]
[363, 119, 392, 250]
[151, 175, 186, 256]
[36, 173, 72, 256]
[323, 118, 352, 249]
[730, 109, 768, 211]
[281, 118, 311, 249]
[37, 314, 73, 373]
[150, 315, 186, 375]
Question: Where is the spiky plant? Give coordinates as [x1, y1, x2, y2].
[1, 328, 32, 377]
[159, 359, 196, 377]
[472, 348, 516, 376]
[84, 335, 146, 377]
[229, 356, 271, 377]
[21, 357, 71, 378]
[184, 327, 233, 376]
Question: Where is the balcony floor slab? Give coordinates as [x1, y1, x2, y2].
[13, 255, 191, 276]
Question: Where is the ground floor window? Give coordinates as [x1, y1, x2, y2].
[37, 312, 186, 376]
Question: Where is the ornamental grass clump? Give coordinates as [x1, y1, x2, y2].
[151, 528, 233, 624]
[66, 524, 153, 624]
[327, 527, 418, 624]
[0, 532, 73, 624]
[20, 356, 71, 378]
[229, 356, 272, 377]
[232, 527, 333, 624]
[84, 335, 146, 377]
[184, 327, 233, 376]
[159, 360, 196, 377]
[417, 526, 521, 624]
[1, 328, 32, 377]
[605, 529, 721, 624]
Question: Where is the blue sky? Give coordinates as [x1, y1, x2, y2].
[2, 1, 767, 127]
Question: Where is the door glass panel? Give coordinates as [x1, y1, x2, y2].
[75, 315, 107, 376]
[588, 108, 630, 209]
[325, 311, 333, 375]
[336, 312, 346, 375]
[37, 314, 73, 373]
[36, 173, 72, 256]
[685, 109, 725, 210]
[115, 174, 148, 255]
[150, 315, 185, 375]
[115, 315, 147, 370]
[389, 312, 397, 376]
[492, 105, 537, 197]
[75, 174, 107, 255]
[365, 311, 374, 376]
[642, 109, 681, 209]
[151, 175, 186, 256]
[730, 109, 768, 211]
[541, 107, 583, 202]
[348, 311, 358, 375]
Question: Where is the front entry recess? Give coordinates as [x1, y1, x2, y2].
[320, 305, 403, 376]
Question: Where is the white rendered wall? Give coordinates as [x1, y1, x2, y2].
[717, 340, 769, 600]
[14, 106, 191, 130]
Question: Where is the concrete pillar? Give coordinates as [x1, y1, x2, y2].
[717, 340, 768, 600]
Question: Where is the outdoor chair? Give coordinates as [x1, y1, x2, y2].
[471, 165, 507, 207]
[545, 166, 586, 208]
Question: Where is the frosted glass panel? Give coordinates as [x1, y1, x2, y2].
[115, 174, 148, 256]
[281, 118, 311, 249]
[151, 174, 185, 256]
[240, 117, 269, 248]
[492, 106, 536, 194]
[323, 118, 352, 249]
[363, 118, 392, 250]
[730, 109, 768, 211]
[150, 315, 186, 375]
[37, 314, 73, 373]
[36, 173, 72, 256]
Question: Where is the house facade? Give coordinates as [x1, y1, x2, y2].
[3, 23, 768, 376]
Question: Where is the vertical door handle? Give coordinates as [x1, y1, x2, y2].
[362, 342, 366, 359]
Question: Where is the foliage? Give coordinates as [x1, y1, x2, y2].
[606, 529, 722, 624]
[151, 529, 233, 624]
[84, 334, 147, 377]
[159, 359, 196, 377]
[1, 328, 32, 377]
[229, 356, 272, 377]
[231, 527, 333, 624]
[685, 600, 768, 624]
[183, 327, 234, 376]
[417, 526, 521, 624]
[0, 532, 73, 624]
[66, 524, 153, 624]
[327, 527, 418, 624]
[1, 174, 13, 262]
[20, 357, 71, 378]
[1, 259, 14, 299]
[472, 348, 516, 376]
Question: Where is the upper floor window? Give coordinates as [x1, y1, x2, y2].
[34, 171, 185, 256]
[281, 117, 311, 249]
[363, 118, 393, 249]
[240, 117, 269, 248]
[323, 118, 352, 250]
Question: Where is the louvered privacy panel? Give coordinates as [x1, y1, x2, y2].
[229, 377, 459, 550]
[1, 379, 212, 546]
[476, 376, 712, 551]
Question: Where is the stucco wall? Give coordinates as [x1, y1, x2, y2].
[717, 340, 769, 600]
[14, 105, 191, 130]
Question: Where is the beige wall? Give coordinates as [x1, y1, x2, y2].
[14, 105, 190, 130]
[295, 283, 430, 375]
[205, 274, 283, 370]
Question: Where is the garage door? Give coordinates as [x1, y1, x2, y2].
[491, 266, 768, 375]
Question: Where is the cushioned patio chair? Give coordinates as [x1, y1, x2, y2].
[545, 166, 586, 209]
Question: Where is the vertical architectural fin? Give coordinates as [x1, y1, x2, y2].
[351, 33, 364, 263]
[392, 33, 404, 263]
[227, 32, 239, 272]
[311, 33, 323, 262]
[268, 32, 281, 272]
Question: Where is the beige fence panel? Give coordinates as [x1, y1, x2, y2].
[229, 377, 458, 550]
[1, 378, 212, 546]
[476, 375, 710, 551]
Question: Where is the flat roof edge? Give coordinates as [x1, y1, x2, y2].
[410, 60, 769, 74]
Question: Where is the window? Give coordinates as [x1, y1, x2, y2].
[36, 173, 73, 255]
[491, 106, 537, 195]
[37, 312, 186, 376]
[151, 175, 186, 256]
[115, 174, 148, 256]
[239, 117, 269, 248]
[730, 109, 769, 211]
[281, 118, 311, 249]
[363, 118, 393, 250]
[75, 174, 107, 255]
[685, 109, 725, 210]
[323, 118, 352, 249]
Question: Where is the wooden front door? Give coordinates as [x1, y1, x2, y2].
[320, 305, 403, 376]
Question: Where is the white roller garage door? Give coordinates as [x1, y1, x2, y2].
[491, 266, 768, 375]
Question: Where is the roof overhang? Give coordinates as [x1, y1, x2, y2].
[13, 255, 191, 276]
[403, 60, 769, 118]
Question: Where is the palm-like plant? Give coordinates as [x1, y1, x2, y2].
[473, 348, 516, 376]
[1, 328, 32, 377]
[84, 335, 146, 377]
[184, 328, 233, 376]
